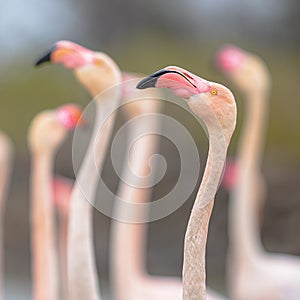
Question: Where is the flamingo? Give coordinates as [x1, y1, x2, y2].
[110, 75, 229, 300]
[28, 104, 83, 300]
[137, 66, 237, 300]
[0, 132, 13, 300]
[216, 45, 300, 300]
[36, 41, 122, 300]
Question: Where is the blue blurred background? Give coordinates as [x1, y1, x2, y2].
[1, 0, 300, 299]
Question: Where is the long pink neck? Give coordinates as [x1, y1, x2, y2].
[110, 116, 159, 300]
[182, 131, 228, 300]
[31, 153, 59, 300]
[228, 90, 268, 263]
[67, 93, 120, 300]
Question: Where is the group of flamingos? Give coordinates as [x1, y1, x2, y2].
[0, 41, 299, 300]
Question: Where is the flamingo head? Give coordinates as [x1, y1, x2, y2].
[28, 104, 85, 154]
[35, 41, 122, 97]
[215, 44, 270, 94]
[56, 104, 85, 129]
[136, 66, 212, 99]
[35, 40, 99, 69]
[215, 44, 246, 73]
[137, 66, 236, 140]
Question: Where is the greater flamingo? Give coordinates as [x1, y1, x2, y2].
[137, 66, 237, 300]
[0, 132, 13, 300]
[28, 104, 83, 300]
[36, 41, 122, 300]
[111, 75, 229, 300]
[216, 45, 300, 300]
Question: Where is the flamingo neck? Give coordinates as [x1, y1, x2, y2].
[75, 53, 122, 99]
[239, 91, 268, 170]
[31, 153, 59, 300]
[182, 130, 228, 300]
[228, 89, 269, 263]
[67, 82, 121, 300]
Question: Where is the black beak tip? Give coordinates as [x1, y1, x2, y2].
[136, 68, 171, 90]
[34, 51, 52, 67]
[136, 76, 158, 90]
[34, 45, 56, 67]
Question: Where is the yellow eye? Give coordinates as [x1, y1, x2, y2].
[210, 89, 218, 95]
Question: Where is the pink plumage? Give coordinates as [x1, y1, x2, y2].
[56, 104, 84, 129]
[215, 45, 246, 73]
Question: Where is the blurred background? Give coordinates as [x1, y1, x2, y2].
[1, 0, 300, 299]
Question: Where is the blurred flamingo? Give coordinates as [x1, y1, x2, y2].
[36, 41, 122, 300]
[137, 66, 237, 300]
[111, 74, 229, 300]
[28, 104, 83, 300]
[216, 45, 300, 300]
[0, 132, 13, 300]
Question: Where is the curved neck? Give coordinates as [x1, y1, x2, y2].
[31, 153, 59, 300]
[75, 55, 121, 100]
[182, 130, 228, 300]
[228, 89, 268, 262]
[67, 91, 120, 300]
[238, 90, 268, 170]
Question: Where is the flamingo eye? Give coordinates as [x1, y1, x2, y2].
[210, 89, 218, 95]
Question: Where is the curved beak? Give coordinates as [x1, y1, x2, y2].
[35, 45, 57, 66]
[136, 68, 197, 90]
[137, 69, 172, 89]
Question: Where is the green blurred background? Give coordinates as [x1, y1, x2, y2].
[1, 0, 300, 299]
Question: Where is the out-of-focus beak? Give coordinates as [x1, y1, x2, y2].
[35, 45, 56, 66]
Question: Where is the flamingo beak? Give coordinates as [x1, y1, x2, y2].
[136, 67, 211, 99]
[136, 68, 199, 90]
[136, 69, 171, 89]
[35, 45, 57, 66]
